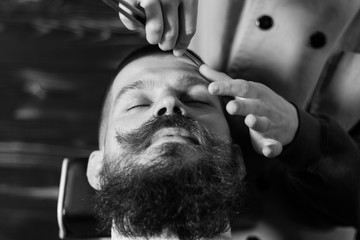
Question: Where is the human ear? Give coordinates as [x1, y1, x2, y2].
[87, 150, 104, 190]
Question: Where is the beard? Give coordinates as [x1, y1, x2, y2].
[95, 115, 246, 240]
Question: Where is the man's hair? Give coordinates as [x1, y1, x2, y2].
[98, 45, 204, 149]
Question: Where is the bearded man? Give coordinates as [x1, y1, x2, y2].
[86, 45, 246, 240]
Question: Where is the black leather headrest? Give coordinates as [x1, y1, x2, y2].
[57, 158, 110, 239]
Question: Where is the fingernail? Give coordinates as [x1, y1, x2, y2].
[263, 147, 272, 157]
[173, 49, 186, 57]
[227, 102, 238, 115]
[209, 84, 219, 94]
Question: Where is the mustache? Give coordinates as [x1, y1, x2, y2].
[115, 115, 217, 151]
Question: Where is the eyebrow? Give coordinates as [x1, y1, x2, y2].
[115, 75, 209, 102]
[177, 74, 210, 89]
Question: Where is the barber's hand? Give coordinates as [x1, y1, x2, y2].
[119, 0, 198, 56]
[200, 65, 299, 158]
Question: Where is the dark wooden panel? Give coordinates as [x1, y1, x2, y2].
[0, 1, 146, 239]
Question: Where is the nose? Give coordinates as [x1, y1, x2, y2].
[153, 95, 185, 117]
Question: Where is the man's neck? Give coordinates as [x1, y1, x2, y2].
[111, 228, 232, 240]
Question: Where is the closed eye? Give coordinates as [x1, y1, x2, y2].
[127, 104, 150, 111]
[183, 100, 209, 106]
[185, 100, 206, 104]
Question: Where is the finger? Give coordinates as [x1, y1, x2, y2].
[140, 0, 164, 44]
[226, 99, 262, 116]
[262, 141, 283, 158]
[200, 64, 233, 82]
[173, 0, 198, 56]
[209, 80, 260, 99]
[200, 65, 259, 98]
[158, 0, 180, 50]
[245, 114, 270, 133]
[118, 0, 140, 30]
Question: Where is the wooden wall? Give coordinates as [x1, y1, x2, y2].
[0, 1, 145, 239]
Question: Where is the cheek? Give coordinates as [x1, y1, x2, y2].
[113, 111, 152, 133]
[197, 113, 230, 139]
[104, 120, 141, 156]
[104, 130, 121, 157]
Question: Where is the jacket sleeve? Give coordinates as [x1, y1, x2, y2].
[278, 106, 360, 226]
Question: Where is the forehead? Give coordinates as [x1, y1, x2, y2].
[111, 54, 205, 97]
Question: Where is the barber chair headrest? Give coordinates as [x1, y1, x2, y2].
[57, 158, 110, 239]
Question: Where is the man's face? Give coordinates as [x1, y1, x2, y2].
[105, 54, 230, 164]
[92, 53, 245, 240]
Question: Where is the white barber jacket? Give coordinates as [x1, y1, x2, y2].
[189, 1, 360, 240]
[190, 0, 360, 130]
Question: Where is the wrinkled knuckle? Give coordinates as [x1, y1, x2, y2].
[225, 82, 233, 93]
[216, 84, 226, 94]
[242, 81, 250, 95]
